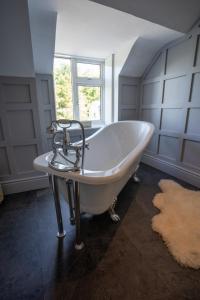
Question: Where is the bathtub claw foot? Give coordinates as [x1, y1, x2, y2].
[75, 242, 84, 250]
[133, 174, 140, 183]
[109, 210, 120, 222]
[57, 230, 66, 238]
[109, 197, 120, 223]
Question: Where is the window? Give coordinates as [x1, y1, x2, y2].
[54, 56, 104, 125]
[54, 58, 73, 119]
[77, 63, 101, 78]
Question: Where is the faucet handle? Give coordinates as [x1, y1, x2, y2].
[47, 122, 57, 134]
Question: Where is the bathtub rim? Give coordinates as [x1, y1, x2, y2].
[33, 121, 155, 185]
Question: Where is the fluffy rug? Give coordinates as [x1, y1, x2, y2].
[152, 179, 200, 269]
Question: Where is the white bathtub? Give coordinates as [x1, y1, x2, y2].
[34, 121, 154, 215]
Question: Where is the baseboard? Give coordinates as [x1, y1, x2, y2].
[142, 154, 200, 188]
[2, 175, 49, 195]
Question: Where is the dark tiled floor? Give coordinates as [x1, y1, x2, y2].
[0, 164, 200, 300]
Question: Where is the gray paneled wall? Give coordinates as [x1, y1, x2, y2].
[36, 74, 56, 152]
[118, 76, 140, 120]
[0, 74, 99, 194]
[140, 24, 200, 187]
[0, 75, 60, 194]
[0, 76, 47, 193]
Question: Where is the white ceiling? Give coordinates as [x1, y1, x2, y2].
[91, 0, 200, 33]
[28, 0, 185, 76]
[54, 0, 182, 59]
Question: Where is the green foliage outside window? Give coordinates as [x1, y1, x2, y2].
[54, 62, 73, 120]
[54, 60, 101, 121]
[78, 86, 100, 121]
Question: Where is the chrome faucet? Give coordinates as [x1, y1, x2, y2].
[47, 119, 88, 172]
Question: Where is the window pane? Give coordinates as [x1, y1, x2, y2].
[78, 86, 101, 121]
[77, 63, 100, 78]
[54, 58, 73, 120]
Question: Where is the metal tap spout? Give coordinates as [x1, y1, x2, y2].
[47, 119, 88, 172]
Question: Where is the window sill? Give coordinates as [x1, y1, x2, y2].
[68, 122, 105, 132]
[68, 125, 101, 141]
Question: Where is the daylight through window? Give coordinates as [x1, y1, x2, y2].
[54, 57, 104, 124]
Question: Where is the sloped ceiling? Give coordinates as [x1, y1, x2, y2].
[55, 0, 182, 60]
[90, 0, 200, 33]
[28, 0, 57, 74]
[28, 0, 184, 76]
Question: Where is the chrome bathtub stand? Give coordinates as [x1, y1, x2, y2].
[109, 197, 120, 222]
[66, 180, 75, 225]
[73, 181, 84, 250]
[49, 174, 84, 250]
[49, 175, 66, 238]
[47, 119, 87, 250]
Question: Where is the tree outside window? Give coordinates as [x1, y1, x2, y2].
[54, 57, 104, 123]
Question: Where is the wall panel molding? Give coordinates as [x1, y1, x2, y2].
[2, 175, 48, 195]
[139, 24, 200, 186]
[142, 154, 200, 188]
[0, 76, 44, 192]
[36, 74, 56, 152]
[118, 76, 140, 120]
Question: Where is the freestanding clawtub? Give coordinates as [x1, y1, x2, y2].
[33, 121, 154, 249]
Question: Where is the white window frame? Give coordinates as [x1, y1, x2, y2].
[54, 54, 105, 126]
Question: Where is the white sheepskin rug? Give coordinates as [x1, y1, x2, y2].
[152, 179, 200, 269]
